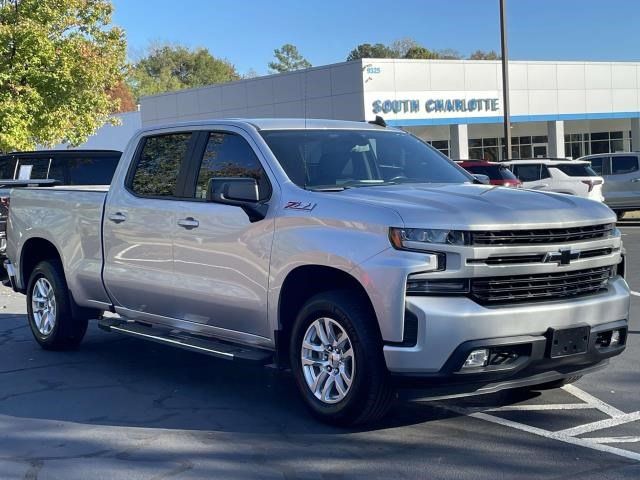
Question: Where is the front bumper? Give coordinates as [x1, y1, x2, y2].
[384, 276, 630, 390]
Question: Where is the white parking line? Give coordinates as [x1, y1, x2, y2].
[557, 411, 640, 437]
[428, 384, 640, 462]
[588, 436, 640, 444]
[562, 384, 626, 417]
[486, 403, 593, 412]
[630, 290, 640, 297]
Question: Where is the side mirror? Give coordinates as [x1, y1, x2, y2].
[472, 174, 491, 185]
[207, 177, 267, 222]
[208, 177, 259, 203]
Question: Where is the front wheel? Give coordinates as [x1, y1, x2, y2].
[290, 290, 394, 426]
[26, 260, 88, 350]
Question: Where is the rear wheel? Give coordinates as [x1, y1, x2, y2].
[26, 260, 88, 350]
[615, 210, 626, 221]
[290, 290, 394, 426]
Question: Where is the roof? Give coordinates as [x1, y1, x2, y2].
[580, 152, 640, 159]
[138, 118, 393, 134]
[503, 158, 590, 165]
[3, 149, 122, 156]
[456, 160, 503, 166]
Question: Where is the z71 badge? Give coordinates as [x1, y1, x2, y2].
[284, 201, 317, 212]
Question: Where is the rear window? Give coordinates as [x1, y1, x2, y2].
[66, 155, 120, 185]
[464, 165, 518, 181]
[553, 164, 598, 177]
[0, 156, 16, 179]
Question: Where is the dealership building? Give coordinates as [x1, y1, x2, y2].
[124, 58, 640, 161]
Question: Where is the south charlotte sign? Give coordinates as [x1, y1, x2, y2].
[372, 97, 500, 116]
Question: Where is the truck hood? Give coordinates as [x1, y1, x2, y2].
[338, 183, 615, 229]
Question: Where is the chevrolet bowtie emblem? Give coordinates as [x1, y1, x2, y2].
[543, 249, 581, 265]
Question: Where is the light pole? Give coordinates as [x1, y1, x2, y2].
[500, 0, 511, 160]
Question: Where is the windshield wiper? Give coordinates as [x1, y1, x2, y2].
[306, 186, 348, 192]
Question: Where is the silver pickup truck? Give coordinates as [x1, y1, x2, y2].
[4, 119, 630, 426]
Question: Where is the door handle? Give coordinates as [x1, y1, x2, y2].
[631, 178, 640, 183]
[108, 212, 127, 224]
[177, 217, 199, 230]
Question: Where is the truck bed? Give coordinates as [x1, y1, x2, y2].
[7, 187, 111, 308]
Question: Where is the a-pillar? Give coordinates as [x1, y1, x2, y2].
[547, 120, 565, 158]
[449, 124, 469, 160]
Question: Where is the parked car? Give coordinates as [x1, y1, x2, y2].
[457, 160, 522, 187]
[580, 152, 640, 220]
[4, 119, 629, 426]
[504, 159, 604, 202]
[0, 150, 121, 281]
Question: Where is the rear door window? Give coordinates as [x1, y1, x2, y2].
[588, 157, 607, 175]
[611, 156, 639, 175]
[130, 133, 192, 197]
[512, 164, 541, 182]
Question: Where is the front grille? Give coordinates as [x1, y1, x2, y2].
[471, 223, 614, 246]
[471, 266, 613, 304]
[468, 247, 614, 265]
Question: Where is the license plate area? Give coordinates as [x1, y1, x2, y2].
[548, 326, 590, 358]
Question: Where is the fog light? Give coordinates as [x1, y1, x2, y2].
[463, 348, 489, 369]
[610, 329, 621, 347]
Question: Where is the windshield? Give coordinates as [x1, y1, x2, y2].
[553, 164, 598, 177]
[260, 129, 471, 189]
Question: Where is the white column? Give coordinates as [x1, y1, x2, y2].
[547, 120, 565, 158]
[449, 124, 469, 160]
[631, 118, 640, 151]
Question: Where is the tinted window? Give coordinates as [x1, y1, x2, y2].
[67, 155, 120, 185]
[553, 164, 598, 177]
[0, 156, 16, 179]
[260, 130, 470, 189]
[464, 165, 519, 181]
[15, 157, 52, 180]
[589, 157, 606, 175]
[131, 133, 191, 197]
[611, 156, 639, 175]
[512, 164, 540, 182]
[194, 132, 270, 200]
[540, 165, 551, 179]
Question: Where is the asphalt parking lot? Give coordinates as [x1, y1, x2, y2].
[0, 227, 638, 479]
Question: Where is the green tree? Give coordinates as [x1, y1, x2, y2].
[0, 0, 126, 152]
[130, 44, 240, 100]
[469, 49, 501, 60]
[268, 44, 311, 73]
[404, 46, 439, 59]
[436, 48, 463, 59]
[389, 37, 420, 57]
[346, 43, 396, 61]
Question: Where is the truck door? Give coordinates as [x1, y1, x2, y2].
[102, 132, 195, 318]
[607, 155, 640, 208]
[170, 128, 275, 338]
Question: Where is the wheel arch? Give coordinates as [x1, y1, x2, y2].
[275, 265, 379, 367]
[20, 237, 63, 293]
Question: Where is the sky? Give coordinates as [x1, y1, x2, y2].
[111, 0, 640, 75]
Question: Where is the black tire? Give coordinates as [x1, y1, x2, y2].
[615, 211, 626, 221]
[26, 260, 88, 350]
[528, 375, 583, 391]
[290, 290, 394, 426]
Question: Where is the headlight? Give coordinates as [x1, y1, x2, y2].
[389, 227, 470, 250]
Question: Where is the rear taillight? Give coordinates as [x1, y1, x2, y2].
[581, 179, 603, 192]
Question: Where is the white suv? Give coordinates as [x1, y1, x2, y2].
[504, 159, 604, 202]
